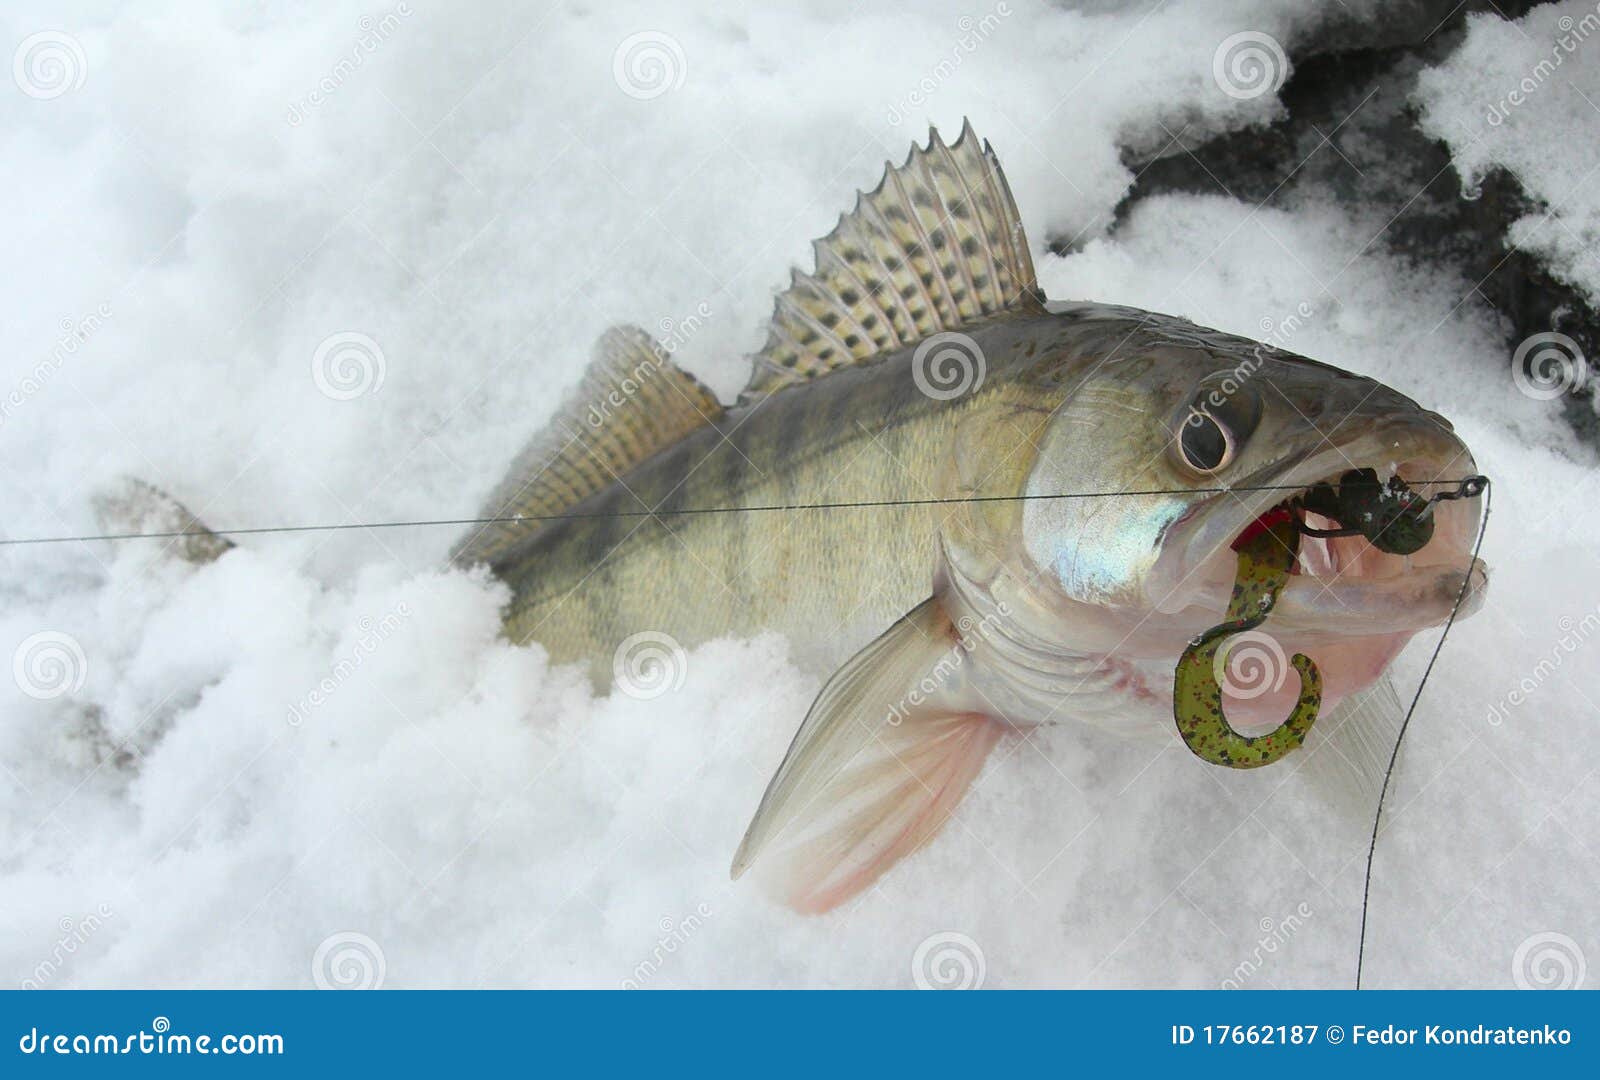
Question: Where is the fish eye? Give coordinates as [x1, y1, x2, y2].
[1172, 375, 1262, 475]
[1179, 409, 1234, 473]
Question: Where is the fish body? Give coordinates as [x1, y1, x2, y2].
[100, 124, 1491, 915]
[481, 299, 1482, 735]
[450, 124, 1487, 912]
[492, 308, 1100, 682]
[116, 123, 1488, 914]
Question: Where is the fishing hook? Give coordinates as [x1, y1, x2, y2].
[1289, 471, 1489, 555]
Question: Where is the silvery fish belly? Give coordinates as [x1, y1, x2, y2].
[447, 122, 1489, 914]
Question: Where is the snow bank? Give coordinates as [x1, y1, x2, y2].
[1417, 2, 1600, 314]
[2, 1, 1594, 987]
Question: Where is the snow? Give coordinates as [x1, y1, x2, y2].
[1417, 1, 1600, 315]
[2, 1, 1595, 988]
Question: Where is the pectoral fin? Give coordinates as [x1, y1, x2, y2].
[731, 597, 1004, 913]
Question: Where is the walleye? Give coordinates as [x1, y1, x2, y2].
[113, 123, 1489, 914]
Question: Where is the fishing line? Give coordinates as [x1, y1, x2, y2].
[3, 469, 1493, 984]
[1354, 476, 1492, 990]
[0, 478, 1486, 548]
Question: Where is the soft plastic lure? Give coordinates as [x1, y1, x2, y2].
[1173, 516, 1322, 768]
[1173, 473, 1487, 768]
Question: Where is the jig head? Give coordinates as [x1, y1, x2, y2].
[1292, 471, 1487, 556]
[1171, 472, 1486, 769]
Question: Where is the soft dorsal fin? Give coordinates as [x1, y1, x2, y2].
[743, 119, 1042, 399]
[451, 326, 723, 568]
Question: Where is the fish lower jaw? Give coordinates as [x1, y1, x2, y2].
[1271, 555, 1487, 634]
[1157, 454, 1485, 621]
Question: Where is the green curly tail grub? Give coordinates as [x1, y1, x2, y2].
[1173, 517, 1322, 768]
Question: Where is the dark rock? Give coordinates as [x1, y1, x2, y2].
[1075, 0, 1597, 446]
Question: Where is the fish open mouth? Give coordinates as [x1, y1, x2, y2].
[1146, 452, 1487, 722]
[1159, 453, 1489, 640]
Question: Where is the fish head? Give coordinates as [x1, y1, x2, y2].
[938, 329, 1487, 726]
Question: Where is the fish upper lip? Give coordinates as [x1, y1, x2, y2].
[1151, 430, 1487, 630]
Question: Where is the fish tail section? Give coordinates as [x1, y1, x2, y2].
[731, 596, 1004, 914]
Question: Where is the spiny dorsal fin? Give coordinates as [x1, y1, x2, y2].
[743, 119, 1042, 399]
[451, 327, 723, 568]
